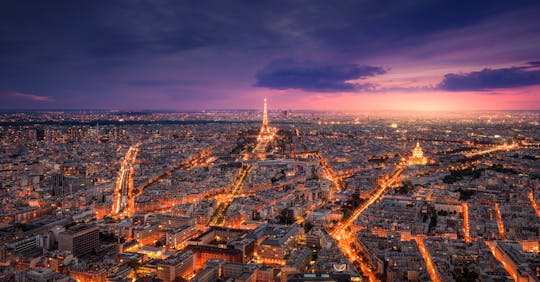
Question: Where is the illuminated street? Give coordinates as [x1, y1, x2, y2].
[335, 230, 378, 282]
[528, 191, 540, 218]
[328, 162, 404, 281]
[494, 203, 507, 240]
[134, 146, 216, 197]
[208, 164, 252, 226]
[463, 202, 471, 243]
[332, 163, 404, 237]
[112, 143, 139, 217]
[486, 241, 518, 281]
[315, 152, 343, 190]
[415, 237, 442, 282]
[464, 142, 518, 158]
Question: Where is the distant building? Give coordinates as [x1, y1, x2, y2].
[189, 244, 244, 270]
[156, 251, 195, 281]
[187, 227, 254, 269]
[192, 263, 218, 282]
[156, 214, 194, 231]
[51, 173, 69, 196]
[6, 236, 39, 256]
[408, 141, 428, 165]
[256, 224, 302, 266]
[287, 273, 352, 282]
[15, 268, 54, 282]
[68, 263, 107, 282]
[305, 228, 324, 249]
[133, 224, 161, 246]
[284, 246, 311, 275]
[14, 267, 73, 282]
[35, 128, 45, 141]
[166, 225, 198, 249]
[58, 225, 99, 257]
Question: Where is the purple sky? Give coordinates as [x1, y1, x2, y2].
[1, 0, 540, 110]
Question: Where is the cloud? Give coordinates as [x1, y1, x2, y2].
[255, 59, 385, 92]
[1, 1, 540, 109]
[438, 62, 540, 91]
[124, 79, 197, 87]
[10, 92, 53, 102]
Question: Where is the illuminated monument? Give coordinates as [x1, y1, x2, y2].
[258, 97, 273, 142]
[409, 141, 428, 165]
[254, 97, 276, 156]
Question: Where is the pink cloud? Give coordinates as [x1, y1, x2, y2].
[10, 92, 53, 102]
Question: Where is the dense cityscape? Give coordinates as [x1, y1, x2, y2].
[0, 98, 539, 281]
[2, 1, 540, 281]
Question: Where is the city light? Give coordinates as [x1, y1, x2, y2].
[2, 1, 540, 280]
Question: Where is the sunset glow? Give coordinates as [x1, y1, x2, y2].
[1, 1, 539, 111]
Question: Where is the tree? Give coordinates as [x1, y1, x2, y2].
[453, 267, 479, 282]
[128, 261, 142, 279]
[304, 221, 314, 233]
[342, 208, 352, 221]
[398, 181, 414, 194]
[279, 208, 295, 225]
[13, 222, 30, 232]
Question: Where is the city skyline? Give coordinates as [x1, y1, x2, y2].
[1, 1, 540, 111]
[1, 3, 540, 280]
[0, 95, 539, 281]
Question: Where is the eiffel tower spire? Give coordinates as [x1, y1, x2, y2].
[262, 97, 269, 129]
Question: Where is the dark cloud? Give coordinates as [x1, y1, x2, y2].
[2, 1, 536, 64]
[438, 63, 540, 91]
[283, 0, 539, 58]
[1, 0, 540, 108]
[255, 59, 385, 92]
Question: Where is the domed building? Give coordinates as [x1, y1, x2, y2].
[409, 141, 428, 165]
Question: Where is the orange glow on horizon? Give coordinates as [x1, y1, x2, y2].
[256, 85, 540, 112]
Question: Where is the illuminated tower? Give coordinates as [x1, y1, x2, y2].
[409, 141, 428, 165]
[253, 97, 277, 157]
[258, 97, 272, 141]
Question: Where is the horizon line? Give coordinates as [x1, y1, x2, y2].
[1, 108, 540, 113]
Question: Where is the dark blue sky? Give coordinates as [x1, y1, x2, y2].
[1, 0, 540, 110]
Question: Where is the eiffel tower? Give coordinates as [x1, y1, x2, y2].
[258, 97, 272, 141]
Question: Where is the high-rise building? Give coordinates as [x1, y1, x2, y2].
[58, 225, 99, 257]
[51, 173, 69, 196]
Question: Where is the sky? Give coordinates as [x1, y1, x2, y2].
[1, 0, 540, 111]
